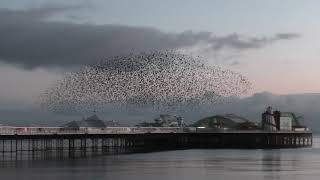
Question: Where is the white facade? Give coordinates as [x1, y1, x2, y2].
[279, 117, 292, 131]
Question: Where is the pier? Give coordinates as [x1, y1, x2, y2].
[0, 127, 313, 159]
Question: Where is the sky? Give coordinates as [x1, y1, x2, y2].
[1, 0, 320, 124]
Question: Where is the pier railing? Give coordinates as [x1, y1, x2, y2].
[0, 127, 187, 135]
[0, 126, 312, 135]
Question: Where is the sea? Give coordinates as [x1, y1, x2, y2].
[0, 137, 319, 180]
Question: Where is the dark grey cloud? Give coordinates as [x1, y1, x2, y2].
[209, 33, 299, 50]
[0, 7, 300, 69]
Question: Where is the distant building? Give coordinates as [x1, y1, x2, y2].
[63, 114, 106, 130]
[138, 114, 185, 127]
[104, 120, 121, 127]
[154, 114, 185, 127]
[193, 114, 258, 130]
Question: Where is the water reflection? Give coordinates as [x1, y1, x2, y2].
[262, 150, 281, 180]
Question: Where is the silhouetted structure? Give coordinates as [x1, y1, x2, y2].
[138, 114, 185, 127]
[193, 114, 258, 130]
[63, 114, 106, 130]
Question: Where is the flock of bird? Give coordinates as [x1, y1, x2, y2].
[41, 51, 252, 113]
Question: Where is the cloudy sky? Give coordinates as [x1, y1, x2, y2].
[1, 0, 320, 124]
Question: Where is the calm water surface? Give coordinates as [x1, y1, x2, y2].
[1, 137, 320, 180]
